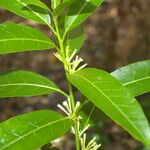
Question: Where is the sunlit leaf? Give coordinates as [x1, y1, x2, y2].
[65, 0, 104, 32]
[51, 0, 61, 9]
[112, 60, 150, 97]
[0, 70, 63, 98]
[68, 68, 150, 147]
[0, 110, 72, 150]
[0, 23, 55, 54]
[80, 60, 150, 131]
[0, 0, 51, 25]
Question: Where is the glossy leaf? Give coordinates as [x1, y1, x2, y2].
[81, 60, 150, 129]
[67, 25, 84, 54]
[0, 23, 55, 54]
[111, 60, 150, 97]
[0, 70, 62, 98]
[68, 68, 150, 147]
[0, 0, 51, 25]
[54, 0, 76, 15]
[65, 0, 104, 32]
[0, 110, 72, 150]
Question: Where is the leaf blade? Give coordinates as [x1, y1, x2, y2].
[54, 0, 76, 15]
[67, 25, 84, 54]
[51, 0, 61, 9]
[0, 70, 61, 98]
[0, 0, 50, 25]
[111, 60, 150, 96]
[68, 68, 150, 147]
[79, 99, 107, 128]
[0, 23, 55, 54]
[65, 0, 104, 32]
[0, 110, 72, 150]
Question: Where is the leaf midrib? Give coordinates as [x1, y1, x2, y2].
[0, 83, 58, 92]
[123, 76, 150, 86]
[0, 38, 51, 44]
[74, 72, 148, 143]
[1, 117, 69, 150]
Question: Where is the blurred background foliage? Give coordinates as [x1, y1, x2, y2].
[0, 0, 150, 149]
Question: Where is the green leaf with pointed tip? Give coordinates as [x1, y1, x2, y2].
[67, 25, 84, 54]
[79, 60, 150, 131]
[65, 0, 104, 32]
[80, 60, 150, 130]
[0, 70, 62, 98]
[68, 68, 150, 147]
[0, 23, 55, 54]
[111, 60, 150, 97]
[0, 110, 72, 150]
[0, 0, 51, 25]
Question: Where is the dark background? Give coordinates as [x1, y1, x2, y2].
[0, 0, 150, 149]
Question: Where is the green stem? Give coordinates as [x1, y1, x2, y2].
[68, 81, 80, 150]
[74, 122, 80, 150]
[53, 16, 81, 150]
[68, 81, 75, 110]
[57, 89, 69, 98]
[47, 24, 57, 36]
[53, 17, 65, 57]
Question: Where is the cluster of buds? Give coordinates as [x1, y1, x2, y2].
[76, 122, 101, 150]
[54, 47, 87, 74]
[81, 134, 101, 150]
[57, 98, 101, 150]
[71, 121, 90, 136]
[57, 97, 81, 120]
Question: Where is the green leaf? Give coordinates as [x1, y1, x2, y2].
[0, 110, 72, 150]
[0, 23, 55, 54]
[20, 0, 50, 12]
[0, 0, 51, 25]
[54, 0, 76, 15]
[67, 25, 84, 54]
[79, 99, 107, 128]
[80, 60, 150, 130]
[140, 98, 150, 121]
[111, 60, 150, 97]
[65, 0, 104, 32]
[68, 68, 150, 147]
[0, 70, 63, 98]
[51, 0, 61, 9]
